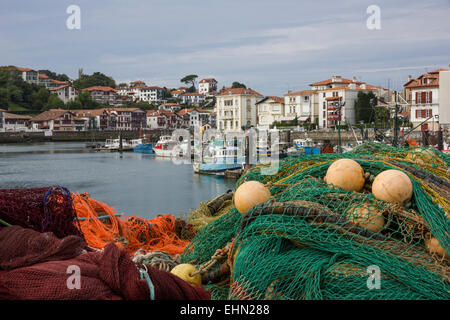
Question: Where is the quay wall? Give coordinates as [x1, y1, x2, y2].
[0, 129, 427, 145]
[0, 129, 174, 144]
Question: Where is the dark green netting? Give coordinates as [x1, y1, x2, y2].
[181, 143, 450, 300]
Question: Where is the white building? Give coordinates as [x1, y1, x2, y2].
[49, 84, 78, 104]
[404, 69, 447, 131]
[283, 90, 318, 124]
[199, 78, 218, 95]
[285, 76, 389, 129]
[256, 96, 285, 128]
[15, 67, 39, 85]
[180, 92, 205, 105]
[119, 85, 165, 103]
[439, 70, 450, 129]
[3, 112, 32, 132]
[216, 87, 264, 131]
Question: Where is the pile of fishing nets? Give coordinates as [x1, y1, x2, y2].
[181, 143, 450, 300]
[0, 187, 207, 300]
[0, 226, 209, 300]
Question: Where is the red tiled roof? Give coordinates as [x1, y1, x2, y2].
[3, 112, 32, 120]
[51, 79, 69, 84]
[199, 78, 217, 83]
[267, 96, 284, 104]
[73, 109, 106, 117]
[309, 77, 363, 86]
[38, 73, 49, 79]
[82, 86, 117, 92]
[31, 109, 73, 122]
[219, 87, 263, 96]
[403, 70, 446, 88]
[50, 85, 69, 91]
[181, 92, 204, 96]
[285, 89, 317, 96]
[161, 103, 181, 107]
[15, 67, 37, 72]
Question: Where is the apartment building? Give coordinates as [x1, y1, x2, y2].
[404, 69, 447, 131]
[216, 87, 263, 131]
[198, 78, 218, 95]
[256, 96, 285, 128]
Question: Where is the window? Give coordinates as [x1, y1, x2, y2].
[323, 93, 326, 98]
[224, 100, 233, 106]
[304, 96, 309, 101]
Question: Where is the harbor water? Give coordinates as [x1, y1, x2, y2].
[0, 142, 236, 219]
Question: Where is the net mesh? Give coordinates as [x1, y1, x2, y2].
[72, 193, 193, 256]
[181, 143, 450, 300]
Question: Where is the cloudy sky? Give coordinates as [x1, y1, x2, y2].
[1, 0, 449, 96]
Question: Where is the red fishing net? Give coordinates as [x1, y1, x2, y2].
[0, 226, 210, 300]
[0, 186, 84, 240]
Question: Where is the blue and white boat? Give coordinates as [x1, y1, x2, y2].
[292, 138, 321, 155]
[194, 139, 245, 174]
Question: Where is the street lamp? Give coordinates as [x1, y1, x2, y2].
[337, 100, 345, 153]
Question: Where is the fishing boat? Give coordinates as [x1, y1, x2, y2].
[194, 138, 245, 174]
[133, 129, 154, 153]
[153, 135, 189, 158]
[292, 138, 321, 155]
[97, 138, 133, 152]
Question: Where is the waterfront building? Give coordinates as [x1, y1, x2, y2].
[215, 87, 263, 131]
[146, 110, 181, 129]
[99, 108, 147, 131]
[30, 109, 86, 131]
[256, 96, 285, 128]
[49, 84, 78, 104]
[73, 109, 106, 130]
[2, 112, 32, 132]
[199, 78, 218, 96]
[404, 69, 448, 131]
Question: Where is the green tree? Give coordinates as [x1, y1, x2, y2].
[38, 69, 70, 82]
[43, 94, 65, 111]
[231, 81, 246, 89]
[31, 87, 50, 110]
[180, 75, 198, 90]
[0, 68, 42, 110]
[77, 91, 100, 109]
[354, 91, 377, 124]
[73, 72, 116, 90]
[65, 99, 83, 110]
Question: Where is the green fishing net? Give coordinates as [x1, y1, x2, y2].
[181, 143, 450, 300]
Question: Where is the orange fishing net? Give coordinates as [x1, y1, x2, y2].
[72, 193, 192, 255]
